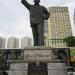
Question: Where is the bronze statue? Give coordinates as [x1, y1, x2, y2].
[21, 0, 50, 46]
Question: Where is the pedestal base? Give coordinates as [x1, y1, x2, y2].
[28, 63, 48, 75]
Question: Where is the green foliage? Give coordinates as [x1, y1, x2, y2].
[0, 54, 10, 70]
[70, 50, 75, 56]
[63, 36, 75, 47]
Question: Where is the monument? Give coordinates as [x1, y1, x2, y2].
[21, 0, 50, 75]
[21, 0, 68, 75]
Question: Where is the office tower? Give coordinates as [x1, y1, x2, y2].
[45, 7, 72, 47]
[7, 37, 19, 48]
[0, 37, 6, 48]
[21, 37, 32, 48]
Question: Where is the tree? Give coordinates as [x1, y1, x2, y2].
[0, 53, 10, 70]
[63, 36, 75, 70]
[63, 36, 75, 47]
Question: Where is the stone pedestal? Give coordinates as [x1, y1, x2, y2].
[8, 63, 28, 75]
[28, 63, 48, 75]
[48, 63, 68, 75]
[8, 46, 68, 75]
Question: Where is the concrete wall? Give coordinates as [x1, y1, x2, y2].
[8, 63, 28, 75]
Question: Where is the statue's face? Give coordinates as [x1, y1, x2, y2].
[34, 0, 40, 4]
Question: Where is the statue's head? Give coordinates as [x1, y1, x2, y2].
[34, 0, 40, 4]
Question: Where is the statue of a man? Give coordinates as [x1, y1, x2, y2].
[21, 0, 50, 46]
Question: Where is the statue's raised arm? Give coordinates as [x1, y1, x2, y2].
[21, 0, 31, 10]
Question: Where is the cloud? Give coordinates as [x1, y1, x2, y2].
[0, 0, 75, 38]
[0, 0, 32, 37]
[67, 0, 75, 7]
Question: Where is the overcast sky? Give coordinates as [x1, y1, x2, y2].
[0, 0, 75, 38]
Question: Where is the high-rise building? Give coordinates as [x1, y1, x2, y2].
[7, 37, 19, 48]
[45, 7, 72, 47]
[21, 37, 32, 48]
[0, 37, 6, 48]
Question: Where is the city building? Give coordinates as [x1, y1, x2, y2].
[7, 37, 19, 48]
[45, 7, 72, 47]
[0, 37, 6, 48]
[21, 37, 32, 48]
